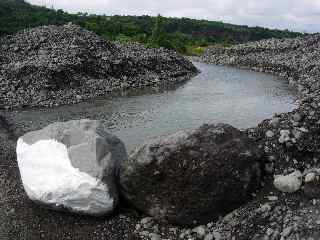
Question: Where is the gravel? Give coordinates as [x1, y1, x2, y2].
[0, 23, 198, 109]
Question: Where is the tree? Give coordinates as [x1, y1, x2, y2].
[150, 14, 166, 47]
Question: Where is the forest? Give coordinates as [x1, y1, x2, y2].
[0, 0, 304, 55]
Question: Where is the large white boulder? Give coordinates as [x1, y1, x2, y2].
[16, 119, 127, 216]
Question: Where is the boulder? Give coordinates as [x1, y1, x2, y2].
[119, 123, 263, 225]
[16, 119, 127, 216]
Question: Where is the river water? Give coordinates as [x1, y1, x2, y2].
[9, 62, 298, 152]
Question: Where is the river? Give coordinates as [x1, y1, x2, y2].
[8, 62, 298, 152]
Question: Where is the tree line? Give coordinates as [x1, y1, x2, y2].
[0, 0, 304, 55]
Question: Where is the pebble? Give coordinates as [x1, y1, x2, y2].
[266, 130, 275, 138]
[281, 226, 292, 237]
[274, 171, 302, 193]
[192, 225, 206, 238]
[304, 172, 316, 183]
[278, 130, 291, 144]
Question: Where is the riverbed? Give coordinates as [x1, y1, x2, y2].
[6, 62, 298, 152]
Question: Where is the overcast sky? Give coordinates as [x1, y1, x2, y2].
[27, 0, 320, 33]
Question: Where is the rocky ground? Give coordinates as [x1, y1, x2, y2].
[0, 23, 198, 109]
[2, 33, 320, 240]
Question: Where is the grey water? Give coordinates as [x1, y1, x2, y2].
[9, 62, 298, 152]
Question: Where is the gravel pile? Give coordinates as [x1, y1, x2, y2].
[0, 23, 198, 109]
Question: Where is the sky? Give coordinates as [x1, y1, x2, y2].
[27, 0, 320, 33]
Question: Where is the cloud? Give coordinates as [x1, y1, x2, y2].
[27, 0, 320, 32]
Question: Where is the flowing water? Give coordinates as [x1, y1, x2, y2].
[8, 62, 298, 152]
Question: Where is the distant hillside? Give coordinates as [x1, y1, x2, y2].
[0, 0, 304, 54]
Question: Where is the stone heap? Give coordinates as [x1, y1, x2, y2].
[0, 24, 198, 109]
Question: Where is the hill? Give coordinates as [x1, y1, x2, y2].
[0, 24, 197, 109]
[0, 0, 304, 54]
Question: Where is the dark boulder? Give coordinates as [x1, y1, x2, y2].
[119, 123, 263, 225]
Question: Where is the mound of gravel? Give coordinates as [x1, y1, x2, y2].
[0, 23, 198, 109]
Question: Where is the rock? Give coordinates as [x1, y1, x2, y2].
[192, 225, 207, 238]
[302, 172, 320, 199]
[204, 233, 215, 240]
[304, 172, 316, 183]
[120, 123, 263, 225]
[211, 231, 222, 240]
[256, 203, 271, 213]
[267, 196, 278, 201]
[273, 171, 302, 193]
[292, 113, 302, 122]
[278, 130, 291, 144]
[16, 119, 127, 216]
[281, 226, 293, 237]
[150, 233, 161, 240]
[265, 130, 274, 138]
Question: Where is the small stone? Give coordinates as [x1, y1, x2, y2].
[305, 172, 316, 183]
[281, 226, 292, 237]
[266, 130, 274, 138]
[204, 233, 214, 240]
[274, 171, 302, 193]
[299, 127, 308, 133]
[270, 117, 280, 126]
[135, 224, 141, 231]
[141, 217, 153, 225]
[265, 163, 274, 174]
[313, 199, 317, 205]
[279, 130, 291, 144]
[212, 231, 222, 240]
[267, 196, 278, 201]
[192, 225, 206, 238]
[293, 113, 302, 122]
[256, 203, 271, 213]
[266, 228, 274, 236]
[150, 233, 161, 240]
[76, 95, 82, 100]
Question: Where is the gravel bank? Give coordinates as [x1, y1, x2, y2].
[0, 24, 198, 109]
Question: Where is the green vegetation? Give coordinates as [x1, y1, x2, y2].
[0, 0, 304, 55]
